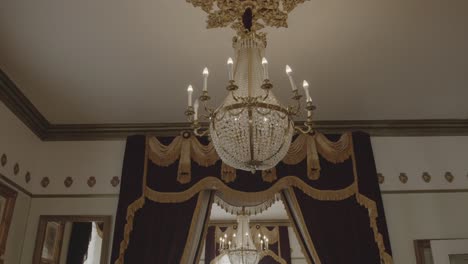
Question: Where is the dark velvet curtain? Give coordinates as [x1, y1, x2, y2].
[123, 196, 199, 263]
[66, 222, 92, 264]
[279, 226, 291, 263]
[291, 133, 391, 264]
[205, 226, 216, 264]
[111, 132, 392, 264]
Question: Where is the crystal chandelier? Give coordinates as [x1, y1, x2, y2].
[184, 1, 315, 173]
[218, 215, 268, 264]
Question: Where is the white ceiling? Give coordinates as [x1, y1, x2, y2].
[1, 0, 467, 124]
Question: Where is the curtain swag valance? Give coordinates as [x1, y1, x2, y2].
[111, 132, 393, 264]
[148, 132, 352, 184]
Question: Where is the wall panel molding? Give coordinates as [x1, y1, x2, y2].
[2, 68, 468, 140]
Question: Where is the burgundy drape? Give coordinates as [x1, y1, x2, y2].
[205, 226, 216, 264]
[111, 132, 392, 263]
[123, 196, 199, 263]
[66, 222, 92, 264]
[279, 226, 291, 263]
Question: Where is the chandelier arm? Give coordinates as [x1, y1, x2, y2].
[201, 101, 215, 117]
[294, 124, 313, 134]
[192, 122, 210, 137]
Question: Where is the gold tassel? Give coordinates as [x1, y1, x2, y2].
[262, 167, 277, 183]
[177, 137, 192, 184]
[307, 135, 321, 180]
[221, 162, 236, 183]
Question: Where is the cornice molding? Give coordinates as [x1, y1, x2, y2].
[2, 68, 468, 141]
[0, 69, 49, 139]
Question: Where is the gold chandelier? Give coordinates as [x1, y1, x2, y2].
[184, 0, 315, 173]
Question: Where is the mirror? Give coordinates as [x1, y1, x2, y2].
[33, 216, 111, 264]
[0, 182, 18, 264]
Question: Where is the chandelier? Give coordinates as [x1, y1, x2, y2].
[184, 0, 315, 172]
[219, 215, 268, 264]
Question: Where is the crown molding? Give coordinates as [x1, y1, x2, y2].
[0, 69, 49, 139]
[2, 68, 468, 141]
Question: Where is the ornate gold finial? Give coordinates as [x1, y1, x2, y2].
[186, 0, 308, 35]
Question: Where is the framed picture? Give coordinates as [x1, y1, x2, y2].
[40, 221, 64, 263]
[415, 240, 432, 264]
[0, 182, 18, 263]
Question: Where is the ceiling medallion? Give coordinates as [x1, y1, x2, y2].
[184, 0, 315, 173]
[187, 0, 307, 34]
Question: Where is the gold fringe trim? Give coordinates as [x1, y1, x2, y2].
[349, 136, 393, 263]
[262, 167, 277, 183]
[190, 137, 219, 166]
[145, 176, 357, 205]
[221, 162, 236, 183]
[356, 194, 393, 264]
[147, 136, 182, 167]
[315, 133, 352, 163]
[307, 135, 320, 180]
[178, 137, 192, 184]
[259, 250, 287, 264]
[195, 193, 215, 264]
[214, 194, 280, 216]
[114, 196, 145, 264]
[282, 188, 322, 264]
[147, 132, 352, 184]
[180, 192, 204, 264]
[282, 134, 307, 164]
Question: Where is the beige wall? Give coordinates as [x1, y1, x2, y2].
[2, 101, 468, 263]
[382, 192, 468, 264]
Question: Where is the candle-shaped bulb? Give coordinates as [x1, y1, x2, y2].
[286, 65, 297, 91]
[261, 57, 269, 80]
[303, 80, 312, 102]
[202, 67, 209, 91]
[227, 57, 234, 80]
[285, 65, 292, 75]
[193, 99, 199, 121]
[187, 85, 193, 107]
[233, 233, 236, 238]
[258, 234, 261, 238]
[245, 232, 249, 236]
[224, 234, 227, 238]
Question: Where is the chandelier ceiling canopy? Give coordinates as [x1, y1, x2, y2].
[184, 0, 315, 173]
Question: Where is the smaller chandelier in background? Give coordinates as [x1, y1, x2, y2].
[218, 215, 269, 264]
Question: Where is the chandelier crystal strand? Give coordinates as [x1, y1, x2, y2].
[184, 6, 316, 172]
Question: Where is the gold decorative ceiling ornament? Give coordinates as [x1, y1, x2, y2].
[184, 0, 316, 172]
[186, 0, 308, 35]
